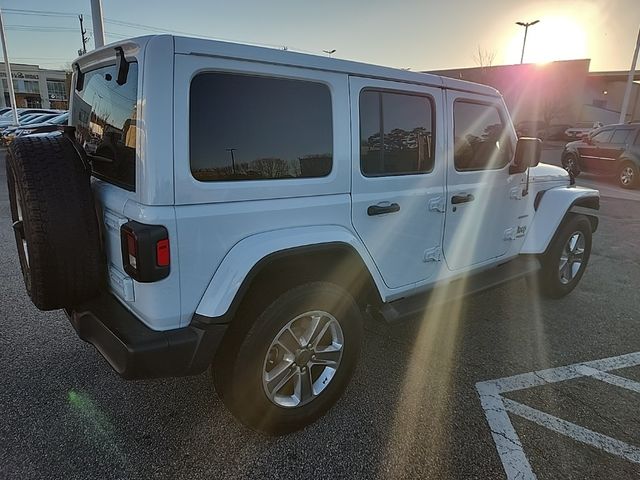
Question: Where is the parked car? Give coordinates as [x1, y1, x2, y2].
[565, 121, 604, 140]
[562, 123, 640, 188]
[15, 112, 69, 138]
[1, 113, 63, 144]
[0, 109, 63, 129]
[544, 124, 572, 141]
[6, 35, 600, 435]
[516, 120, 547, 139]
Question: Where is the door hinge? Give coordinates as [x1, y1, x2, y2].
[428, 196, 446, 213]
[509, 187, 523, 200]
[423, 246, 442, 262]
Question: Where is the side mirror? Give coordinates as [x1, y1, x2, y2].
[509, 137, 541, 174]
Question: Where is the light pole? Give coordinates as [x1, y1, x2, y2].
[225, 148, 237, 174]
[619, 25, 640, 124]
[90, 0, 105, 48]
[516, 20, 540, 64]
[0, 8, 18, 124]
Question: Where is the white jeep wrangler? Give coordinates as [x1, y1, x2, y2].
[6, 35, 599, 434]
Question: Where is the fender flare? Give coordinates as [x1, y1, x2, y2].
[194, 226, 386, 321]
[521, 186, 599, 255]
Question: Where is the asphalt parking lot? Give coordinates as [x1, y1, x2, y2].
[1, 147, 640, 479]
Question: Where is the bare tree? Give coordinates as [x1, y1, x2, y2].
[473, 46, 495, 68]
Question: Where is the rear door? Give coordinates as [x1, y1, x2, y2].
[350, 77, 445, 289]
[599, 128, 632, 174]
[442, 92, 526, 270]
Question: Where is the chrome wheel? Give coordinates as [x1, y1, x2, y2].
[558, 232, 585, 285]
[262, 310, 344, 408]
[564, 155, 576, 172]
[11, 178, 28, 267]
[620, 165, 635, 186]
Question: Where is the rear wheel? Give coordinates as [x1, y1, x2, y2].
[618, 161, 637, 189]
[213, 282, 363, 435]
[534, 214, 592, 299]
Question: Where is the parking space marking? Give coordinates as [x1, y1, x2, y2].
[476, 352, 640, 479]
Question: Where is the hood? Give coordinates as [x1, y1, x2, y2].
[565, 139, 584, 148]
[529, 163, 569, 184]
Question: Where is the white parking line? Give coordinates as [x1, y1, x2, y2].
[476, 352, 640, 479]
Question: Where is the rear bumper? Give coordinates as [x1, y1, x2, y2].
[66, 294, 227, 379]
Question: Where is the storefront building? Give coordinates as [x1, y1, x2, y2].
[0, 63, 69, 110]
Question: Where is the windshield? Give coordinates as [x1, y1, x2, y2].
[49, 112, 69, 125]
[72, 62, 138, 191]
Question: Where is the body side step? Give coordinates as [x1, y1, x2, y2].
[376, 255, 541, 324]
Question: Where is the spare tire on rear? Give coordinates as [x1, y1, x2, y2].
[6, 134, 105, 310]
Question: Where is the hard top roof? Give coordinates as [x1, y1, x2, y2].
[80, 35, 501, 98]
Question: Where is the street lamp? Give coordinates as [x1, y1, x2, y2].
[516, 20, 540, 64]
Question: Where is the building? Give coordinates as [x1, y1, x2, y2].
[428, 60, 640, 127]
[0, 62, 69, 110]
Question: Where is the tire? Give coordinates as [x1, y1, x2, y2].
[534, 214, 592, 299]
[6, 135, 105, 310]
[213, 282, 363, 435]
[618, 161, 638, 189]
[562, 153, 580, 177]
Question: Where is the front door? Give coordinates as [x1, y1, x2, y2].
[443, 92, 527, 270]
[350, 77, 445, 289]
[579, 128, 613, 173]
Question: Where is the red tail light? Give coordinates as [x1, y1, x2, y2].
[156, 239, 170, 267]
[120, 221, 170, 282]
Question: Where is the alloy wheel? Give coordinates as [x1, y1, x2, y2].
[620, 166, 635, 186]
[262, 310, 344, 408]
[558, 232, 585, 285]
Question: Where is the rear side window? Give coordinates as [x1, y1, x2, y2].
[190, 73, 333, 181]
[453, 101, 512, 171]
[360, 90, 434, 176]
[611, 129, 631, 144]
[73, 63, 138, 191]
[591, 129, 613, 143]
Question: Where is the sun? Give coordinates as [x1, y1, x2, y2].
[506, 16, 588, 64]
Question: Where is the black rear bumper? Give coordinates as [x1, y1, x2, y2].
[66, 294, 227, 379]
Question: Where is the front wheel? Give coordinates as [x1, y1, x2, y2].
[534, 214, 592, 299]
[562, 153, 580, 177]
[213, 282, 363, 435]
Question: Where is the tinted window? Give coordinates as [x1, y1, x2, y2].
[454, 101, 511, 171]
[190, 73, 332, 181]
[360, 90, 434, 176]
[73, 63, 138, 191]
[611, 129, 631, 144]
[591, 129, 613, 143]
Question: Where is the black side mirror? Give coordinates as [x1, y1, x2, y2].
[510, 137, 542, 174]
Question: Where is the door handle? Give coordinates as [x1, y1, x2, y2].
[451, 194, 475, 204]
[367, 203, 400, 216]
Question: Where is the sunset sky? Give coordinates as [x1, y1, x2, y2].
[1, 0, 638, 72]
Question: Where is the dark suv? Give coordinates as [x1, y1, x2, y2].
[562, 123, 640, 188]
